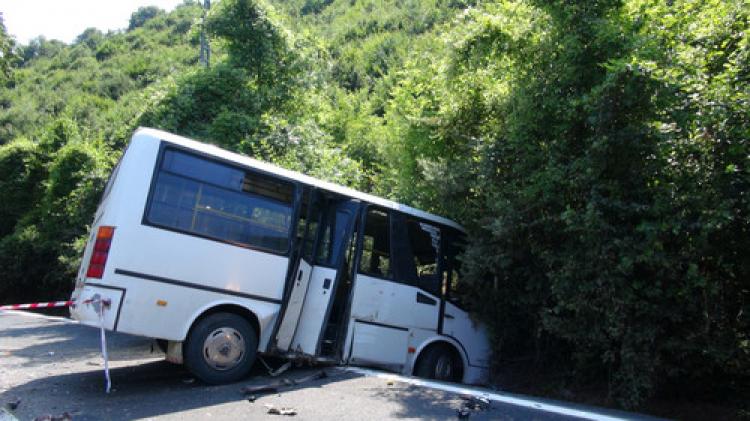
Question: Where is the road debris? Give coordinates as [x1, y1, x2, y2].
[32, 412, 73, 421]
[5, 400, 20, 411]
[240, 370, 328, 399]
[258, 357, 292, 377]
[240, 384, 279, 396]
[460, 395, 491, 411]
[456, 394, 492, 418]
[264, 404, 297, 416]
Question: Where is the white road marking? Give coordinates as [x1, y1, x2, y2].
[0, 309, 78, 324]
[343, 367, 652, 421]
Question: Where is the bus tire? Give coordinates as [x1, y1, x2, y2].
[414, 343, 463, 382]
[183, 312, 258, 384]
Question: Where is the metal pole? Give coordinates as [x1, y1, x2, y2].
[199, 0, 211, 67]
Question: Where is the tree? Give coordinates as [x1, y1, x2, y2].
[0, 13, 17, 82]
[206, 0, 298, 86]
[128, 6, 165, 30]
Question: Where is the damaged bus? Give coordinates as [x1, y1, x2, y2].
[70, 128, 490, 385]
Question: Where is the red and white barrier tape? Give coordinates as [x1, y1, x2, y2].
[0, 301, 74, 310]
[1, 296, 112, 394]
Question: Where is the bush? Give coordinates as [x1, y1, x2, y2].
[0, 139, 45, 237]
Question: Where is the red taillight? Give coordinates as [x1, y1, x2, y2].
[86, 226, 115, 279]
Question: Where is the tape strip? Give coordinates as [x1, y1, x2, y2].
[0, 301, 74, 310]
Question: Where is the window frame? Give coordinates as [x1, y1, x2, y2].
[356, 205, 395, 280]
[390, 211, 444, 297]
[441, 227, 469, 307]
[354, 205, 453, 300]
[142, 142, 299, 257]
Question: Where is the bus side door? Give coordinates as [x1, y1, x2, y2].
[345, 208, 442, 369]
[275, 189, 322, 352]
[289, 197, 359, 355]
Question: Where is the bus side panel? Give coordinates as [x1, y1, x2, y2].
[443, 301, 492, 370]
[77, 134, 289, 349]
[113, 273, 280, 345]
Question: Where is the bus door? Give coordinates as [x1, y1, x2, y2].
[275, 189, 322, 351]
[277, 194, 360, 356]
[345, 207, 443, 369]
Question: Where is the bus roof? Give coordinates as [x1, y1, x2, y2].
[133, 127, 465, 232]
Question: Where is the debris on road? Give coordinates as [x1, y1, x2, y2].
[5, 400, 20, 411]
[258, 357, 292, 377]
[460, 395, 491, 411]
[289, 370, 327, 385]
[264, 404, 297, 416]
[32, 412, 73, 421]
[240, 384, 279, 396]
[240, 370, 328, 398]
[456, 394, 492, 419]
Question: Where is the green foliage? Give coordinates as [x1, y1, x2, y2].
[207, 0, 298, 83]
[380, 0, 749, 409]
[129, 6, 166, 31]
[0, 135, 113, 302]
[0, 15, 18, 83]
[0, 0, 747, 412]
[0, 138, 45, 236]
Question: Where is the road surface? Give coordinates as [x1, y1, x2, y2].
[0, 310, 664, 420]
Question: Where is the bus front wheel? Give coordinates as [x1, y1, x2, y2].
[414, 343, 463, 383]
[184, 312, 258, 384]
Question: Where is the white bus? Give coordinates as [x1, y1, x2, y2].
[70, 128, 490, 385]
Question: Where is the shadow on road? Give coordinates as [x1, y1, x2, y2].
[0, 321, 155, 369]
[4, 360, 372, 420]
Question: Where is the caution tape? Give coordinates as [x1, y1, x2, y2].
[1, 296, 113, 394]
[0, 301, 74, 310]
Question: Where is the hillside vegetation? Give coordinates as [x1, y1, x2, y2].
[0, 0, 747, 414]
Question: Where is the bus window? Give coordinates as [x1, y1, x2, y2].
[359, 208, 391, 278]
[316, 200, 355, 267]
[406, 218, 441, 296]
[146, 148, 295, 253]
[299, 189, 322, 260]
[443, 228, 467, 303]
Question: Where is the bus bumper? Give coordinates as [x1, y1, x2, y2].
[69, 283, 124, 331]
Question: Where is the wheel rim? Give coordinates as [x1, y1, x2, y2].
[434, 354, 454, 380]
[202, 327, 245, 371]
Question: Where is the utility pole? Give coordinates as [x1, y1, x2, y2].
[199, 0, 211, 67]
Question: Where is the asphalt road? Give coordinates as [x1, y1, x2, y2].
[0, 311, 664, 420]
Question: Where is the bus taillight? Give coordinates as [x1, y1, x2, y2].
[86, 226, 115, 279]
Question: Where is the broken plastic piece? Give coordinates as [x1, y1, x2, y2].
[265, 404, 297, 416]
[240, 385, 279, 395]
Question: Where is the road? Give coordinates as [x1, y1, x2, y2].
[0, 310, 664, 420]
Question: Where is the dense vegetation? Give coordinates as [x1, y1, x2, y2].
[0, 0, 747, 414]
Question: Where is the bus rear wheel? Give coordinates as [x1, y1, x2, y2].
[414, 343, 463, 383]
[184, 312, 257, 384]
